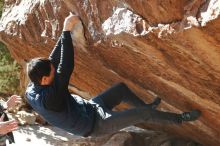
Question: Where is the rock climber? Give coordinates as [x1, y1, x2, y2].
[26, 13, 201, 137]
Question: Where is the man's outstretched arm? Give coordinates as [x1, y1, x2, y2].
[49, 13, 79, 71]
[56, 13, 80, 89]
[42, 14, 80, 111]
[49, 37, 62, 69]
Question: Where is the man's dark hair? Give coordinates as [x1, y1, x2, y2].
[27, 57, 52, 84]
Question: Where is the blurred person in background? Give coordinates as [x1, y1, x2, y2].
[0, 95, 22, 146]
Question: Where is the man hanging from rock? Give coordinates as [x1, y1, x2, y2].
[25, 13, 201, 137]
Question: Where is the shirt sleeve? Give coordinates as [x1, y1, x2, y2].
[49, 36, 62, 69]
[43, 31, 74, 111]
[56, 31, 74, 89]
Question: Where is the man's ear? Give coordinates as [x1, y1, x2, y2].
[41, 76, 48, 85]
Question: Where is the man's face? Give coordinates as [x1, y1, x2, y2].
[41, 64, 55, 85]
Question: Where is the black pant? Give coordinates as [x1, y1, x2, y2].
[89, 83, 181, 137]
[91, 82, 147, 109]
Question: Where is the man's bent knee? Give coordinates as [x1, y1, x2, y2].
[114, 82, 127, 89]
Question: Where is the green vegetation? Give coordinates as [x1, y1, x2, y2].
[0, 43, 21, 95]
[0, 0, 21, 96]
[0, 0, 3, 17]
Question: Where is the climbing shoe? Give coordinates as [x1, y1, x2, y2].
[181, 109, 201, 122]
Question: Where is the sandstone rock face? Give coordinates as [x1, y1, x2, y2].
[15, 111, 36, 125]
[0, 0, 220, 145]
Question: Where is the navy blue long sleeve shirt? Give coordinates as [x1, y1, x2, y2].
[26, 31, 96, 136]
